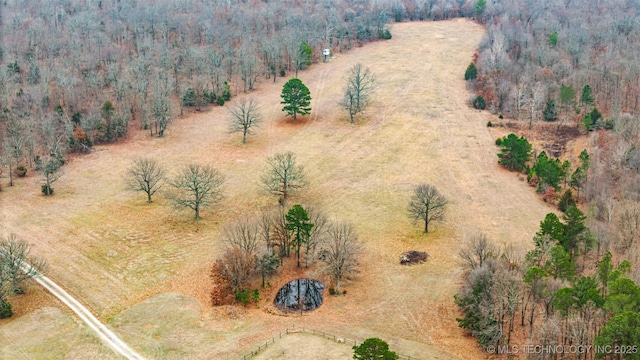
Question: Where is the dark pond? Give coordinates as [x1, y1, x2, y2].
[273, 278, 325, 312]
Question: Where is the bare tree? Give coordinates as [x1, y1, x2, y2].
[41, 113, 72, 162]
[238, 43, 260, 92]
[126, 158, 165, 203]
[256, 248, 280, 288]
[214, 246, 255, 295]
[341, 63, 376, 124]
[257, 208, 276, 250]
[228, 98, 261, 144]
[0, 235, 46, 295]
[3, 119, 24, 187]
[260, 151, 306, 203]
[459, 233, 498, 270]
[528, 81, 545, 130]
[617, 206, 640, 252]
[222, 217, 261, 257]
[304, 205, 329, 267]
[151, 74, 172, 137]
[286, 34, 312, 77]
[168, 164, 224, 220]
[408, 184, 448, 233]
[271, 206, 293, 258]
[512, 81, 527, 121]
[320, 222, 362, 293]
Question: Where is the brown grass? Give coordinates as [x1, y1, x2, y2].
[0, 19, 555, 359]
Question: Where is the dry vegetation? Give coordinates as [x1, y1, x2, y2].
[0, 20, 556, 359]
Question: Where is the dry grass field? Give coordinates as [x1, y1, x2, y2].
[0, 19, 555, 359]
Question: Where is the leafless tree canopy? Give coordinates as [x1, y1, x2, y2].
[0, 235, 46, 297]
[222, 217, 261, 257]
[126, 158, 165, 203]
[270, 206, 293, 258]
[408, 183, 448, 233]
[341, 63, 376, 124]
[260, 151, 306, 203]
[168, 164, 224, 220]
[320, 222, 362, 293]
[617, 206, 640, 252]
[228, 98, 261, 144]
[2, 119, 25, 187]
[256, 248, 280, 288]
[304, 205, 329, 267]
[215, 246, 256, 295]
[459, 233, 498, 270]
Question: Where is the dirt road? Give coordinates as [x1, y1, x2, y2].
[15, 258, 144, 360]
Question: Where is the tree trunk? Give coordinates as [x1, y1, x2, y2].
[529, 305, 535, 336]
[8, 162, 13, 186]
[46, 174, 52, 195]
[297, 235, 301, 268]
[424, 205, 429, 233]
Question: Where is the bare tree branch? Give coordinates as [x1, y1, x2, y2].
[168, 164, 224, 220]
[320, 222, 362, 293]
[228, 98, 261, 144]
[126, 158, 165, 203]
[260, 151, 306, 203]
[408, 183, 448, 233]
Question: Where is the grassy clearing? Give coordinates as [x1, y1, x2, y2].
[0, 19, 554, 359]
[252, 333, 354, 360]
[0, 307, 116, 359]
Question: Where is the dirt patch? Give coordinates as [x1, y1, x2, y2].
[274, 115, 314, 128]
[489, 120, 583, 158]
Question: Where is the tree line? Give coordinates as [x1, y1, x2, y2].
[456, 129, 640, 356]
[456, 214, 640, 358]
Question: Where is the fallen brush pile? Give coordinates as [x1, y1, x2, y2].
[399, 251, 429, 265]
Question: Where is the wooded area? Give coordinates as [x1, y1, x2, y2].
[0, 0, 393, 180]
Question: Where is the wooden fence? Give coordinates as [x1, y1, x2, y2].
[239, 326, 420, 360]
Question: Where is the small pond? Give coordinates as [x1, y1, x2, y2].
[273, 278, 325, 312]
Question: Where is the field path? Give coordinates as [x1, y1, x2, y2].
[11, 257, 144, 360]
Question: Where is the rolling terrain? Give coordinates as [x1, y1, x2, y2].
[0, 19, 553, 359]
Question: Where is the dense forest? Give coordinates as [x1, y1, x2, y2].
[2, 0, 640, 357]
